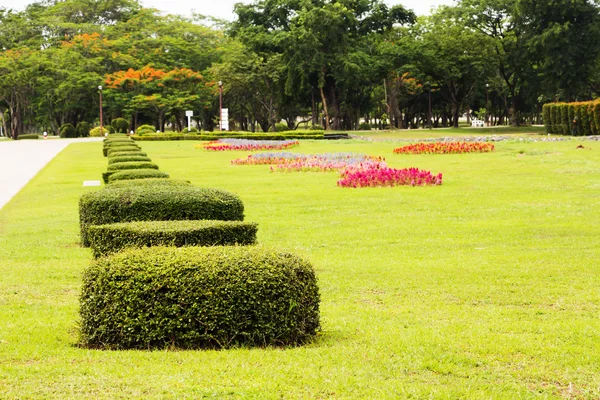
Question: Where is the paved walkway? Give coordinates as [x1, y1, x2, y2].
[0, 138, 102, 210]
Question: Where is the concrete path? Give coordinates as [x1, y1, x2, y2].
[0, 138, 102, 210]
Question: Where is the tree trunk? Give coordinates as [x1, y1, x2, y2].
[319, 86, 330, 130]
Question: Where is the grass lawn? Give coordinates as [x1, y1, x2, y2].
[0, 137, 599, 398]
[356, 125, 548, 140]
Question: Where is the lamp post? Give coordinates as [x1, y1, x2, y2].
[98, 85, 104, 136]
[218, 81, 223, 132]
[485, 83, 489, 127]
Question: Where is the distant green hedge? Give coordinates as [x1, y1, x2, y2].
[107, 169, 169, 183]
[79, 185, 244, 246]
[17, 134, 39, 140]
[543, 100, 600, 135]
[88, 220, 258, 258]
[105, 178, 191, 189]
[107, 155, 152, 164]
[132, 132, 325, 141]
[79, 246, 320, 349]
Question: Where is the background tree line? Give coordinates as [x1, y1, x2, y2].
[1, 0, 599, 139]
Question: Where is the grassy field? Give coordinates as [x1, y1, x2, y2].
[0, 136, 599, 398]
[355, 125, 548, 140]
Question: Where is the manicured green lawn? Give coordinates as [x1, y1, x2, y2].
[356, 125, 547, 139]
[1, 137, 599, 398]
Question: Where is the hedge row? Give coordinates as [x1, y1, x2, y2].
[104, 178, 191, 189]
[102, 162, 160, 183]
[107, 155, 152, 164]
[88, 220, 258, 258]
[542, 100, 600, 135]
[79, 185, 245, 246]
[79, 246, 320, 349]
[132, 133, 325, 141]
[107, 169, 170, 183]
[17, 134, 39, 140]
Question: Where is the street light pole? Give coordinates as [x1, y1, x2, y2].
[218, 81, 223, 132]
[98, 85, 104, 135]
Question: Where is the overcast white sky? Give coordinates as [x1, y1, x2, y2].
[0, 0, 455, 20]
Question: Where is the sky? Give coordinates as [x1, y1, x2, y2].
[0, 0, 456, 20]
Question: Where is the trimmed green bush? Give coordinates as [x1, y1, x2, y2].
[359, 122, 372, 130]
[79, 185, 244, 246]
[79, 246, 320, 349]
[108, 151, 148, 158]
[105, 179, 191, 189]
[17, 134, 39, 140]
[88, 220, 258, 258]
[106, 147, 143, 157]
[111, 118, 129, 134]
[76, 122, 91, 138]
[107, 161, 157, 172]
[59, 123, 76, 138]
[136, 124, 156, 135]
[102, 162, 159, 184]
[186, 126, 199, 133]
[544, 100, 600, 136]
[107, 155, 152, 164]
[108, 169, 169, 183]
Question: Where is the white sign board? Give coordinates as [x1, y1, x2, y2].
[185, 110, 194, 117]
[83, 181, 101, 187]
[221, 108, 229, 131]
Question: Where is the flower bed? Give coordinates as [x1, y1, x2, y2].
[200, 139, 300, 151]
[337, 165, 443, 188]
[232, 152, 385, 172]
[393, 142, 495, 154]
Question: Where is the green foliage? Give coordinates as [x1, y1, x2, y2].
[89, 127, 111, 137]
[88, 220, 258, 258]
[75, 122, 90, 138]
[17, 134, 39, 140]
[358, 122, 371, 131]
[273, 122, 289, 132]
[108, 150, 148, 158]
[107, 155, 152, 164]
[186, 126, 199, 133]
[79, 246, 320, 349]
[59, 123, 76, 138]
[107, 169, 170, 183]
[106, 146, 142, 157]
[79, 185, 243, 246]
[135, 124, 156, 135]
[111, 118, 129, 134]
[105, 179, 192, 189]
[543, 100, 600, 136]
[102, 162, 159, 184]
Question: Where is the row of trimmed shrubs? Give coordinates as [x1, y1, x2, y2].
[542, 100, 600, 136]
[78, 136, 320, 350]
[101, 135, 168, 183]
[132, 130, 326, 141]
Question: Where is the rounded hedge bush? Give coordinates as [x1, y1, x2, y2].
[88, 220, 258, 258]
[111, 117, 129, 134]
[108, 150, 148, 158]
[107, 161, 158, 172]
[59, 123, 76, 138]
[79, 246, 320, 349]
[108, 169, 169, 183]
[106, 147, 144, 157]
[76, 121, 91, 138]
[79, 184, 244, 246]
[102, 162, 160, 184]
[136, 124, 156, 135]
[108, 155, 152, 164]
[90, 126, 111, 137]
[105, 178, 191, 189]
